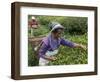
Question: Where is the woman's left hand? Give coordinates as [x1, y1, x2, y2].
[80, 44, 87, 50]
[74, 43, 87, 50]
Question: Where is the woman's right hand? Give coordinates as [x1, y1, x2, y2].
[50, 56, 57, 61]
[44, 55, 57, 61]
[46, 56, 57, 61]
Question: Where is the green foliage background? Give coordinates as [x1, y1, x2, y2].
[28, 15, 88, 66]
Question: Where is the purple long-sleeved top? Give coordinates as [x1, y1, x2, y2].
[38, 34, 75, 59]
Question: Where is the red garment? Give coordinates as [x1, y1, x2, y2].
[28, 19, 38, 28]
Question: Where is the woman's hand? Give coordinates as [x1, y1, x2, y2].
[50, 56, 57, 61]
[80, 44, 87, 50]
[74, 43, 87, 50]
[44, 55, 57, 61]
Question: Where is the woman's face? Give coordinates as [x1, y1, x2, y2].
[53, 29, 63, 39]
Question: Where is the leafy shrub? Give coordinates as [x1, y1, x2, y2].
[28, 43, 39, 66]
[35, 16, 87, 35]
[28, 34, 87, 66]
[49, 34, 87, 65]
